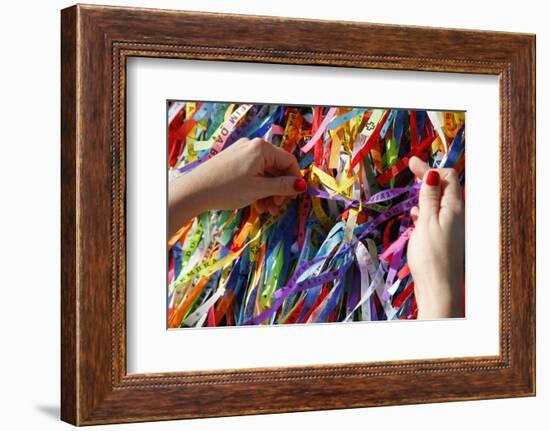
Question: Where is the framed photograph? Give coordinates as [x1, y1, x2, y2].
[61, 4, 536, 425]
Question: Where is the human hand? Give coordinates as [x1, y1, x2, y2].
[406, 156, 465, 319]
[168, 138, 306, 236]
[194, 137, 306, 213]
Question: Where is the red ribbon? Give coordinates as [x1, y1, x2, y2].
[349, 109, 391, 174]
[168, 103, 203, 167]
[375, 135, 437, 185]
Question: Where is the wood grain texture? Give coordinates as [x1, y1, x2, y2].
[60, 4, 536, 425]
[60, 5, 78, 425]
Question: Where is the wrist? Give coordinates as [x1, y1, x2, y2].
[416, 288, 451, 319]
[184, 169, 213, 212]
[168, 170, 210, 237]
[414, 277, 463, 319]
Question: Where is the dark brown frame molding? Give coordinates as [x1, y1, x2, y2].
[61, 4, 536, 425]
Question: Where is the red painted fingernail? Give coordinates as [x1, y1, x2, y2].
[294, 178, 307, 192]
[426, 170, 440, 186]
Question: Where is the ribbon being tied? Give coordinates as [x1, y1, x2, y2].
[167, 102, 465, 328]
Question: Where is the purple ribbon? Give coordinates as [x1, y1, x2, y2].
[306, 186, 358, 208]
[245, 195, 419, 325]
[306, 184, 420, 210]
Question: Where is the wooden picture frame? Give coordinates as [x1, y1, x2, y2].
[61, 4, 536, 425]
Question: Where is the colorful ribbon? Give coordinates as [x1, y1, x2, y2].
[167, 102, 465, 328]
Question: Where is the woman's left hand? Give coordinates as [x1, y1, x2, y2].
[168, 138, 306, 236]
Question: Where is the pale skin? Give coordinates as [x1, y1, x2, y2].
[168, 138, 465, 319]
[407, 156, 465, 319]
[168, 137, 306, 237]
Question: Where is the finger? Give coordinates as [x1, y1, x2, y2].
[266, 199, 280, 216]
[408, 155, 430, 180]
[253, 201, 263, 214]
[273, 195, 286, 206]
[438, 168, 463, 212]
[264, 144, 301, 176]
[254, 198, 268, 214]
[410, 206, 419, 225]
[258, 176, 307, 197]
[418, 169, 441, 221]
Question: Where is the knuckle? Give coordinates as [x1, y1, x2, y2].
[233, 137, 248, 147]
[277, 177, 288, 194]
[444, 168, 459, 181]
[453, 201, 465, 214]
[249, 137, 266, 152]
[447, 199, 464, 215]
[421, 187, 438, 198]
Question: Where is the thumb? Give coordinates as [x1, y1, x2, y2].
[258, 176, 307, 197]
[418, 170, 441, 220]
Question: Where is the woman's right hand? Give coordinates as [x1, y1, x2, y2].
[406, 156, 465, 319]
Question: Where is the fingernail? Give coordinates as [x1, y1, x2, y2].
[294, 178, 307, 192]
[426, 170, 440, 186]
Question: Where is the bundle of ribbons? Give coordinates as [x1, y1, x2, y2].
[167, 101, 465, 328]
